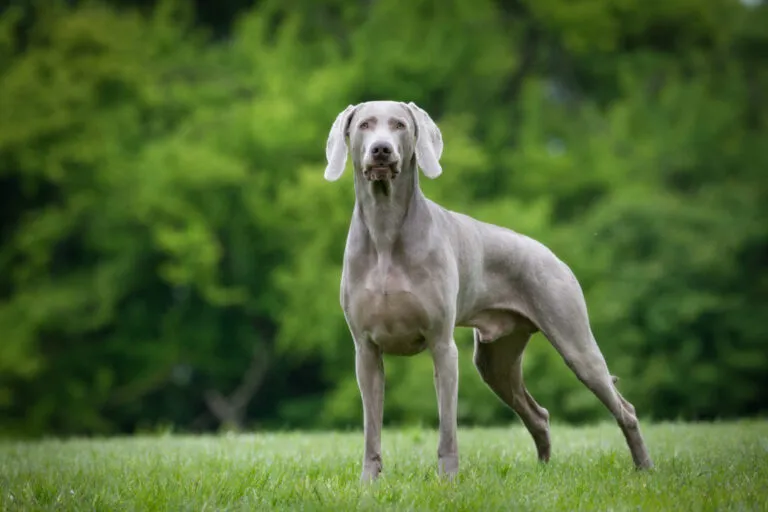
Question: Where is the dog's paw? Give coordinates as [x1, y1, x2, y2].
[437, 456, 459, 482]
[360, 460, 382, 483]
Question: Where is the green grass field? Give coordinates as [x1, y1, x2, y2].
[1, 421, 767, 511]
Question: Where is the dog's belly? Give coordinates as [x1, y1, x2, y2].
[350, 290, 430, 356]
[460, 308, 537, 342]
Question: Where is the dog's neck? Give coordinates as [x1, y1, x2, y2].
[353, 158, 425, 258]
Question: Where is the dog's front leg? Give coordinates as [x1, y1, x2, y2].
[431, 337, 459, 479]
[355, 338, 384, 482]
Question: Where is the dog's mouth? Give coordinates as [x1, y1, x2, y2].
[364, 164, 399, 182]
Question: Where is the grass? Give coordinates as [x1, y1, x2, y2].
[1, 421, 767, 511]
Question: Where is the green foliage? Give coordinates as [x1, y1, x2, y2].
[2, 422, 767, 510]
[0, 0, 766, 436]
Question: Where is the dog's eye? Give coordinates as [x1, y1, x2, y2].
[394, 121, 406, 130]
[359, 121, 369, 129]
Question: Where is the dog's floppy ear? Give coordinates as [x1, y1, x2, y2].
[324, 104, 358, 182]
[406, 102, 443, 179]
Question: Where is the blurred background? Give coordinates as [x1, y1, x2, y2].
[0, 0, 766, 438]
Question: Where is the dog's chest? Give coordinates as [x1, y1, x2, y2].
[345, 262, 433, 355]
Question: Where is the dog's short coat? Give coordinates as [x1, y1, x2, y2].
[324, 100, 653, 481]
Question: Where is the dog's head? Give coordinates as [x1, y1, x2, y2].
[323, 100, 443, 182]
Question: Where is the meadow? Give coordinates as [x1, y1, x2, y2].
[2, 420, 767, 511]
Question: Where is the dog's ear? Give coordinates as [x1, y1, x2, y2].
[405, 102, 443, 179]
[324, 104, 358, 182]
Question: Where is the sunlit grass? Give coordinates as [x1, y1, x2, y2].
[1, 421, 766, 511]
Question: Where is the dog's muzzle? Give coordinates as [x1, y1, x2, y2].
[364, 164, 399, 181]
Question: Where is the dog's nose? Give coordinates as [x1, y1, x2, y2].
[370, 142, 393, 161]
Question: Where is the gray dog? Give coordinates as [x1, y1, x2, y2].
[324, 100, 653, 482]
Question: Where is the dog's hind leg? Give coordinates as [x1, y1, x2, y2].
[531, 272, 653, 469]
[473, 329, 551, 462]
[547, 327, 652, 469]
